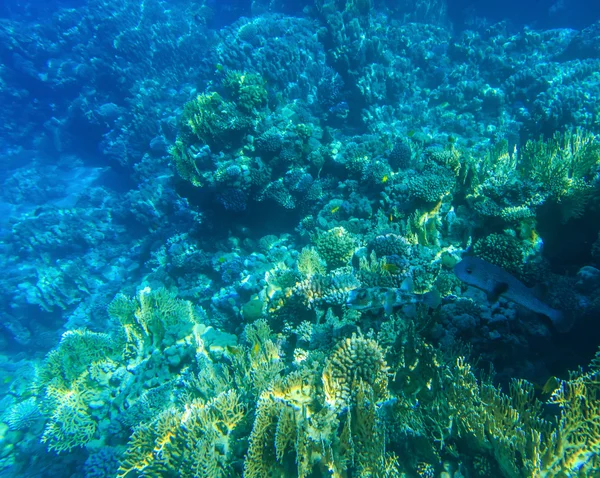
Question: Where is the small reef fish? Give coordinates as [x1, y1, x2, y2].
[346, 279, 441, 315]
[453, 256, 574, 333]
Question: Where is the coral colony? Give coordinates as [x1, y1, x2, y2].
[0, 1, 600, 477]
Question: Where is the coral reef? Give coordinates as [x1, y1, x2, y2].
[1, 2, 600, 477]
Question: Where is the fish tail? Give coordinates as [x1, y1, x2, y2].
[548, 309, 575, 333]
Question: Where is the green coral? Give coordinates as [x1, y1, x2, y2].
[519, 128, 600, 223]
[222, 70, 267, 113]
[180, 92, 241, 148]
[543, 354, 600, 474]
[108, 286, 198, 353]
[407, 163, 456, 204]
[296, 246, 326, 278]
[473, 233, 526, 278]
[245, 333, 398, 478]
[313, 226, 358, 270]
[520, 128, 600, 201]
[466, 130, 600, 224]
[39, 288, 203, 454]
[117, 391, 245, 478]
[40, 329, 120, 388]
[170, 138, 205, 187]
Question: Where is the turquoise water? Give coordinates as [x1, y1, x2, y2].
[0, 1, 599, 477]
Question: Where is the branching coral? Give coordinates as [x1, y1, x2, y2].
[226, 320, 285, 398]
[222, 70, 267, 113]
[520, 128, 599, 199]
[314, 226, 358, 270]
[179, 92, 245, 149]
[244, 369, 320, 478]
[543, 355, 600, 475]
[118, 390, 245, 478]
[40, 329, 120, 388]
[519, 128, 600, 222]
[296, 246, 326, 278]
[467, 130, 600, 224]
[38, 289, 203, 454]
[41, 374, 99, 453]
[245, 333, 397, 478]
[322, 332, 390, 410]
[107, 286, 199, 363]
[170, 138, 206, 187]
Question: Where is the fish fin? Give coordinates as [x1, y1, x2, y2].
[541, 376, 560, 395]
[487, 282, 509, 303]
[423, 290, 441, 309]
[383, 291, 395, 316]
[400, 277, 414, 293]
[383, 300, 394, 316]
[548, 309, 575, 333]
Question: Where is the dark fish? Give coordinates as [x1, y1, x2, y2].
[453, 256, 574, 333]
[347, 278, 441, 315]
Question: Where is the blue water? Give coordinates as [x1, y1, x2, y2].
[1, 1, 600, 477]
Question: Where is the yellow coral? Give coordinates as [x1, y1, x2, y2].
[245, 369, 322, 478]
[314, 226, 358, 270]
[41, 375, 97, 453]
[118, 390, 245, 478]
[542, 360, 600, 475]
[40, 329, 119, 388]
[322, 332, 390, 409]
[108, 287, 199, 362]
[296, 246, 326, 278]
